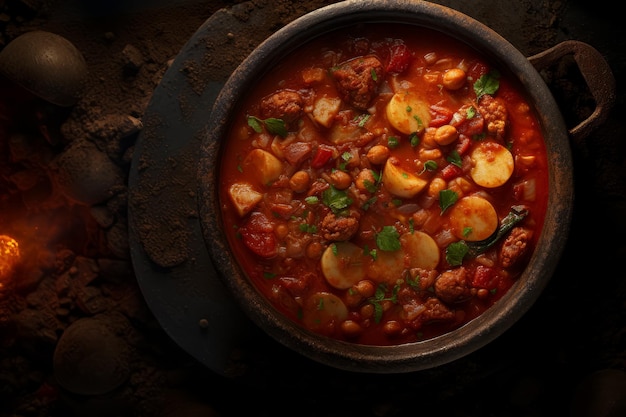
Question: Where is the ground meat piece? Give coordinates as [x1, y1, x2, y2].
[319, 212, 359, 241]
[477, 94, 508, 139]
[419, 298, 455, 323]
[260, 89, 304, 128]
[435, 267, 473, 304]
[499, 227, 533, 268]
[409, 268, 438, 291]
[332, 55, 384, 110]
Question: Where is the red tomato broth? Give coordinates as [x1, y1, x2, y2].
[217, 24, 549, 346]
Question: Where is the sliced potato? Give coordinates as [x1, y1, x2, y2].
[449, 195, 498, 241]
[401, 231, 440, 270]
[312, 96, 342, 128]
[302, 292, 348, 331]
[366, 249, 405, 284]
[243, 148, 283, 185]
[228, 182, 263, 217]
[386, 91, 431, 134]
[328, 122, 362, 144]
[321, 242, 366, 289]
[470, 142, 514, 188]
[382, 159, 428, 198]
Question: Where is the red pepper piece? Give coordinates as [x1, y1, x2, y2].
[239, 212, 277, 258]
[471, 265, 497, 289]
[441, 163, 463, 180]
[311, 145, 333, 168]
[386, 43, 412, 74]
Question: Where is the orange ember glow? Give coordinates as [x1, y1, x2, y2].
[0, 235, 20, 287]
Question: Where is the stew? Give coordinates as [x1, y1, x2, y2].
[216, 24, 548, 346]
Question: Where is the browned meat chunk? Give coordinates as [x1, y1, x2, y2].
[435, 267, 472, 304]
[283, 142, 312, 166]
[499, 227, 533, 268]
[420, 298, 455, 323]
[332, 55, 384, 110]
[260, 89, 304, 127]
[477, 94, 508, 139]
[320, 212, 359, 241]
[408, 268, 438, 291]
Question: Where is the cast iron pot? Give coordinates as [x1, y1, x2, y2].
[198, 0, 615, 373]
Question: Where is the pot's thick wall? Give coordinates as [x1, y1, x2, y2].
[198, 0, 574, 373]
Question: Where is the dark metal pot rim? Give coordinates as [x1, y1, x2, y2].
[198, 0, 574, 373]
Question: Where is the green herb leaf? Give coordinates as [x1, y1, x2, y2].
[361, 196, 377, 211]
[247, 116, 263, 133]
[247, 115, 288, 138]
[299, 223, 318, 233]
[446, 241, 469, 266]
[376, 226, 401, 251]
[474, 71, 500, 100]
[439, 189, 458, 214]
[355, 114, 370, 127]
[420, 160, 438, 174]
[304, 196, 319, 204]
[264, 118, 288, 138]
[406, 273, 420, 291]
[446, 150, 462, 167]
[322, 185, 353, 214]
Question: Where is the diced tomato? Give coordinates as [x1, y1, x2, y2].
[441, 163, 463, 181]
[311, 145, 333, 168]
[454, 114, 484, 137]
[239, 212, 277, 258]
[386, 43, 412, 74]
[429, 105, 453, 127]
[471, 265, 497, 289]
[455, 134, 472, 155]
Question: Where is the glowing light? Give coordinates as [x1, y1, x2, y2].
[0, 235, 20, 287]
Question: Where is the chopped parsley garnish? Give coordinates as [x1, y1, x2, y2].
[376, 226, 401, 251]
[409, 132, 420, 147]
[446, 150, 462, 167]
[339, 152, 352, 170]
[388, 136, 400, 149]
[361, 196, 378, 211]
[439, 189, 459, 214]
[322, 185, 353, 214]
[247, 115, 288, 138]
[368, 283, 400, 323]
[299, 223, 318, 234]
[304, 196, 319, 205]
[413, 115, 424, 131]
[406, 272, 420, 291]
[355, 114, 370, 127]
[474, 70, 500, 100]
[446, 241, 469, 266]
[420, 160, 438, 174]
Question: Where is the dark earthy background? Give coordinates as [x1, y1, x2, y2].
[0, 0, 624, 416]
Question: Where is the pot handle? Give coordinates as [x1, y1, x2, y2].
[528, 40, 616, 141]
